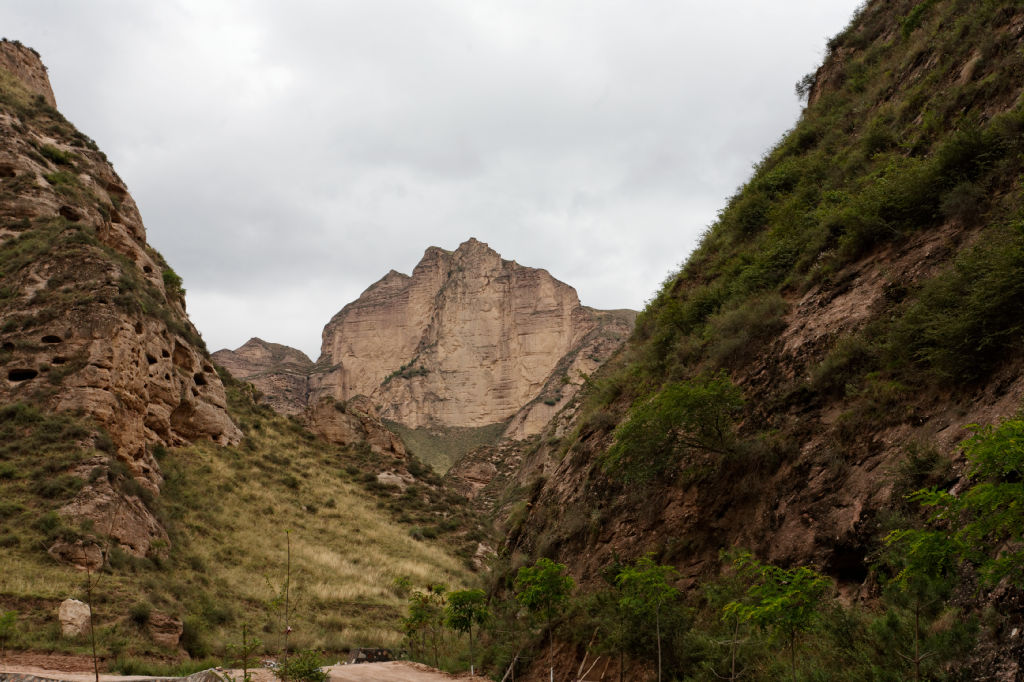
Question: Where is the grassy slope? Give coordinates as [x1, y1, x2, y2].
[0, 374, 477, 660]
[534, 0, 1024, 497]
[384, 420, 507, 474]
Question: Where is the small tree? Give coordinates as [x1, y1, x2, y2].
[514, 558, 575, 681]
[0, 610, 17, 666]
[602, 372, 743, 483]
[615, 555, 680, 682]
[914, 419, 1024, 585]
[444, 588, 489, 676]
[224, 623, 263, 682]
[403, 584, 447, 668]
[724, 552, 830, 682]
[881, 528, 958, 681]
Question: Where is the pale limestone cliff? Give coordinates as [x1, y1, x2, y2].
[218, 239, 635, 442]
[0, 42, 240, 560]
[212, 337, 313, 415]
[312, 238, 633, 433]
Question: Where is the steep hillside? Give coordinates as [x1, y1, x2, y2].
[0, 39, 239, 564]
[494, 1, 1024, 679]
[2, 371, 478, 659]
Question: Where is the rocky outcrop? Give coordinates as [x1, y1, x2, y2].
[0, 41, 240, 562]
[218, 239, 634, 442]
[212, 338, 313, 415]
[306, 395, 406, 456]
[0, 40, 55, 107]
[148, 612, 184, 648]
[311, 238, 634, 434]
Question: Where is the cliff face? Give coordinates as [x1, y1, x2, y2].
[221, 239, 635, 441]
[212, 337, 314, 415]
[0, 40, 240, 559]
[314, 238, 623, 430]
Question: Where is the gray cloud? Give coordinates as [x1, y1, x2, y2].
[1, 0, 863, 358]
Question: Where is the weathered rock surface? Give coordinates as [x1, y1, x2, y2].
[0, 40, 55, 107]
[306, 395, 406, 456]
[212, 338, 313, 415]
[0, 41, 240, 562]
[221, 239, 635, 442]
[315, 238, 634, 431]
[148, 611, 184, 648]
[58, 599, 90, 638]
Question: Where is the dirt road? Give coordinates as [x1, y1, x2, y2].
[0, 656, 464, 682]
[325, 662, 464, 680]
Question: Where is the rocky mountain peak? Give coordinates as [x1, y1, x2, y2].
[0, 39, 55, 107]
[309, 238, 629, 431]
[220, 238, 634, 442]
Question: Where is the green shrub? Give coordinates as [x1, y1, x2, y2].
[38, 144, 75, 166]
[275, 649, 327, 682]
[886, 221, 1024, 383]
[602, 372, 743, 484]
[180, 616, 210, 658]
[162, 268, 185, 297]
[128, 602, 151, 628]
[704, 294, 788, 368]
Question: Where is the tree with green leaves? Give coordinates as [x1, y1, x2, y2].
[880, 527, 960, 681]
[724, 552, 831, 681]
[602, 372, 743, 483]
[403, 583, 447, 668]
[912, 419, 1024, 585]
[615, 555, 680, 682]
[444, 588, 489, 676]
[514, 558, 575, 681]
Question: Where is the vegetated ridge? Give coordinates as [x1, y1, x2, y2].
[481, 1, 1024, 679]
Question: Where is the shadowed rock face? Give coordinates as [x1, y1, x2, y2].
[0, 40, 240, 560]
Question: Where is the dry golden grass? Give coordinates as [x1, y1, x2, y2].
[0, 385, 478, 658]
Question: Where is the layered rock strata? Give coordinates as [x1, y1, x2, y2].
[221, 238, 635, 442]
[212, 337, 313, 415]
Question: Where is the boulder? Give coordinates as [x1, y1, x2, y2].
[59, 598, 90, 637]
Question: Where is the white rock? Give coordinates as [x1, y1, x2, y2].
[59, 598, 91, 637]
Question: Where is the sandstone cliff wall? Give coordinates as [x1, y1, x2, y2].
[313, 238, 631, 431]
[0, 41, 240, 559]
[218, 239, 635, 441]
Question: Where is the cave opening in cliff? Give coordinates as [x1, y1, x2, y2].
[826, 543, 869, 584]
[41, 334, 61, 343]
[8, 368, 38, 381]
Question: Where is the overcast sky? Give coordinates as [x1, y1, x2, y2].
[2, 1, 863, 360]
